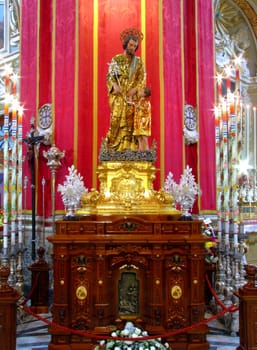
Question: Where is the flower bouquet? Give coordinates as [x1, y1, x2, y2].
[202, 218, 218, 264]
[57, 165, 88, 218]
[95, 321, 172, 350]
[164, 166, 200, 220]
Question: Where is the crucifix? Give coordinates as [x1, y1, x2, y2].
[23, 117, 46, 261]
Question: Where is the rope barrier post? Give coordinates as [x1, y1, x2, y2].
[235, 264, 257, 350]
[0, 264, 21, 350]
[28, 246, 50, 313]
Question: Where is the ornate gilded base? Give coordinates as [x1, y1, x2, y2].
[77, 160, 180, 217]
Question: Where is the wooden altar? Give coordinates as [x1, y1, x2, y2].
[48, 215, 209, 350]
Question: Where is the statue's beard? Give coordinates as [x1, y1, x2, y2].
[125, 47, 135, 56]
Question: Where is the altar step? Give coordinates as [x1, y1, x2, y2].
[16, 312, 239, 350]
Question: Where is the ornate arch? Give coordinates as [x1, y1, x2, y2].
[215, 0, 257, 77]
[233, 0, 257, 41]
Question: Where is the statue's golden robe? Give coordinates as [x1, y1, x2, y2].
[106, 53, 146, 151]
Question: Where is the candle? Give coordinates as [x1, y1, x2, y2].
[229, 95, 240, 245]
[215, 106, 222, 244]
[2, 67, 11, 251]
[246, 104, 250, 160]
[235, 66, 240, 117]
[252, 107, 254, 172]
[221, 98, 230, 241]
[235, 68, 240, 82]
[17, 106, 24, 244]
[11, 73, 18, 96]
[225, 65, 231, 92]
[226, 77, 231, 91]
[214, 106, 221, 143]
[238, 100, 243, 151]
[234, 56, 241, 92]
[229, 92, 235, 114]
[218, 82, 222, 101]
[11, 99, 18, 246]
[216, 73, 223, 103]
[230, 111, 238, 203]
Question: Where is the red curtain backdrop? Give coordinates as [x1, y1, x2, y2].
[54, 1, 76, 179]
[20, 0, 39, 212]
[183, 0, 198, 213]
[162, 0, 184, 183]
[37, 0, 53, 216]
[197, 0, 216, 212]
[77, 1, 94, 188]
[20, 0, 216, 217]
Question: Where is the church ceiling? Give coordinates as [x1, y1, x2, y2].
[232, 0, 257, 41]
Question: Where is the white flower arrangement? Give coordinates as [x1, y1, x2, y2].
[57, 165, 88, 216]
[95, 322, 172, 350]
[163, 172, 180, 206]
[164, 166, 200, 218]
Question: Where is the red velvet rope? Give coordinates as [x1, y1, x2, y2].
[18, 273, 239, 342]
[20, 272, 41, 306]
[204, 272, 233, 310]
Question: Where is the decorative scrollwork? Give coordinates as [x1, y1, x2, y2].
[120, 222, 138, 232]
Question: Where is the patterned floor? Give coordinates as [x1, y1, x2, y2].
[16, 311, 240, 350]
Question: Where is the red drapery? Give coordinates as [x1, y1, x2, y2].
[197, 0, 216, 212]
[20, 0, 216, 217]
[20, 0, 39, 212]
[163, 0, 184, 183]
[184, 0, 198, 213]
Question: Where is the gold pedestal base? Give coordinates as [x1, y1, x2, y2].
[77, 160, 180, 217]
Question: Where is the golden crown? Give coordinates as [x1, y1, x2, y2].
[120, 28, 144, 42]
